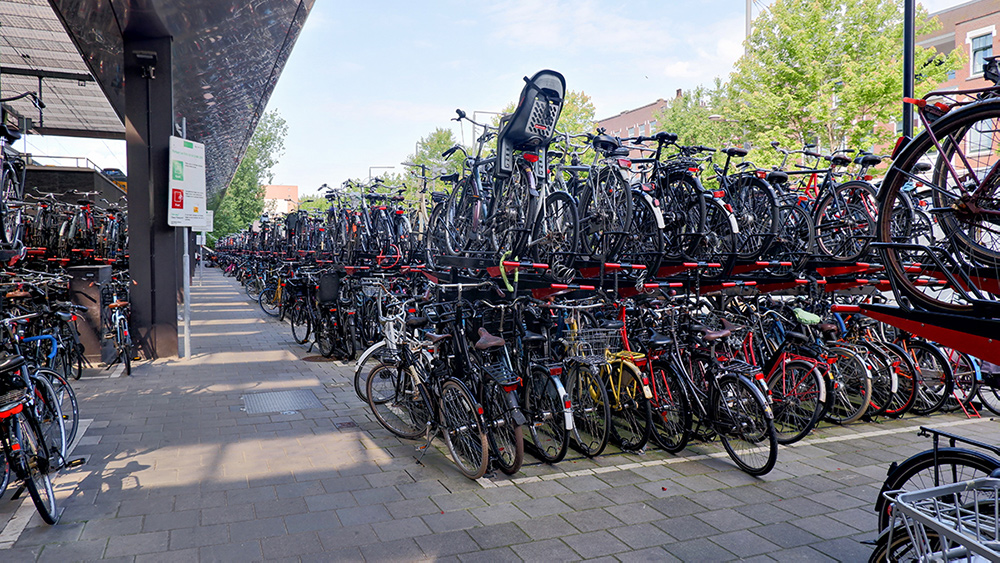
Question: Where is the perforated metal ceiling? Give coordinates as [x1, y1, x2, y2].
[0, 0, 312, 197]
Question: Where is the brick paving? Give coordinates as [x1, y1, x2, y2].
[2, 267, 999, 561]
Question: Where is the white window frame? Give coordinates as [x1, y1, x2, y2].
[966, 26, 996, 78]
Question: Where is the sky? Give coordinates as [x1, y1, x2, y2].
[23, 0, 972, 196]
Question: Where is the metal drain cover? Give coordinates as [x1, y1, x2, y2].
[242, 390, 324, 414]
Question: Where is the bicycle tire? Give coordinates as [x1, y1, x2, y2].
[657, 172, 706, 261]
[482, 378, 524, 475]
[43, 369, 79, 449]
[861, 342, 895, 418]
[316, 313, 335, 358]
[814, 181, 877, 261]
[825, 346, 873, 424]
[578, 168, 632, 260]
[438, 379, 489, 480]
[649, 360, 690, 454]
[0, 164, 22, 245]
[17, 414, 59, 524]
[978, 368, 1000, 416]
[605, 359, 652, 452]
[28, 373, 66, 469]
[565, 363, 610, 458]
[875, 448, 1000, 531]
[530, 190, 578, 274]
[877, 98, 1000, 313]
[905, 340, 953, 416]
[354, 341, 398, 402]
[868, 525, 940, 563]
[689, 196, 737, 278]
[882, 342, 918, 418]
[524, 367, 570, 464]
[729, 175, 777, 260]
[942, 350, 980, 413]
[715, 375, 778, 476]
[367, 363, 430, 439]
[764, 204, 815, 275]
[258, 286, 280, 317]
[766, 359, 823, 444]
[620, 191, 665, 276]
[290, 302, 311, 345]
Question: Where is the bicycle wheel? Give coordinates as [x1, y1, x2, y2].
[16, 414, 59, 524]
[729, 175, 777, 260]
[354, 342, 398, 402]
[649, 361, 690, 454]
[315, 313, 335, 358]
[714, 375, 778, 476]
[258, 286, 280, 317]
[906, 340, 953, 416]
[438, 379, 489, 480]
[28, 374, 66, 469]
[883, 342, 918, 418]
[366, 363, 430, 439]
[875, 448, 1000, 531]
[943, 350, 980, 413]
[578, 168, 632, 260]
[878, 99, 1000, 313]
[868, 525, 940, 563]
[657, 172, 706, 261]
[764, 204, 815, 275]
[814, 201, 872, 263]
[689, 197, 737, 278]
[605, 360, 652, 452]
[39, 368, 78, 451]
[290, 302, 311, 345]
[530, 191, 578, 274]
[524, 367, 569, 464]
[861, 342, 895, 418]
[766, 359, 823, 445]
[488, 169, 531, 257]
[0, 164, 23, 245]
[117, 317, 132, 377]
[978, 366, 1000, 416]
[565, 363, 610, 457]
[482, 378, 524, 475]
[825, 346, 873, 424]
[620, 191, 664, 275]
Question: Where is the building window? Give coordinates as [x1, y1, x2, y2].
[971, 33, 993, 76]
[947, 69, 956, 80]
[968, 119, 992, 154]
[639, 124, 645, 135]
[628, 127, 635, 137]
[649, 120, 657, 133]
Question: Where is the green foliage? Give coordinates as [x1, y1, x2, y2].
[653, 80, 736, 149]
[210, 110, 288, 244]
[725, 0, 963, 167]
[399, 128, 465, 195]
[297, 196, 328, 214]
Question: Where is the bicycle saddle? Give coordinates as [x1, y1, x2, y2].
[642, 331, 673, 347]
[723, 147, 748, 158]
[817, 322, 838, 333]
[440, 173, 459, 183]
[701, 328, 731, 342]
[522, 329, 546, 344]
[828, 155, 851, 167]
[425, 332, 452, 343]
[784, 331, 810, 343]
[4, 290, 30, 299]
[431, 191, 449, 203]
[0, 354, 24, 375]
[599, 319, 624, 330]
[912, 162, 932, 173]
[855, 154, 882, 167]
[474, 327, 505, 350]
[405, 316, 428, 328]
[108, 300, 130, 309]
[592, 134, 621, 155]
[766, 170, 788, 184]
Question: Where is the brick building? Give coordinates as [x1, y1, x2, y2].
[595, 94, 678, 139]
[919, 0, 998, 90]
[264, 184, 299, 215]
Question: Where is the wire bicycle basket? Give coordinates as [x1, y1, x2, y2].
[884, 477, 1000, 562]
[563, 327, 622, 365]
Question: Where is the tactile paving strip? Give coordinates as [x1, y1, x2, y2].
[242, 389, 323, 414]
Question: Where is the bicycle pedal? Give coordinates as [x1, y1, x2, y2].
[66, 457, 86, 468]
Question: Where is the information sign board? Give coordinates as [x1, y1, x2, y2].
[167, 136, 207, 227]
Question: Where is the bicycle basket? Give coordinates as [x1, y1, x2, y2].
[497, 69, 566, 178]
[564, 327, 622, 364]
[318, 273, 340, 304]
[886, 477, 1000, 562]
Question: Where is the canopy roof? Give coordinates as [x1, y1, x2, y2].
[0, 0, 312, 197]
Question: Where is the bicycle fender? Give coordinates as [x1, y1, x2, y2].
[354, 340, 390, 379]
[733, 373, 775, 420]
[637, 190, 666, 229]
[548, 375, 575, 431]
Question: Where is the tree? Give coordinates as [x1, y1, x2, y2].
[400, 128, 465, 195]
[210, 110, 288, 243]
[652, 80, 737, 149]
[725, 0, 962, 165]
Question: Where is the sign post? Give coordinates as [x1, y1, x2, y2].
[168, 135, 206, 359]
[192, 210, 213, 287]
